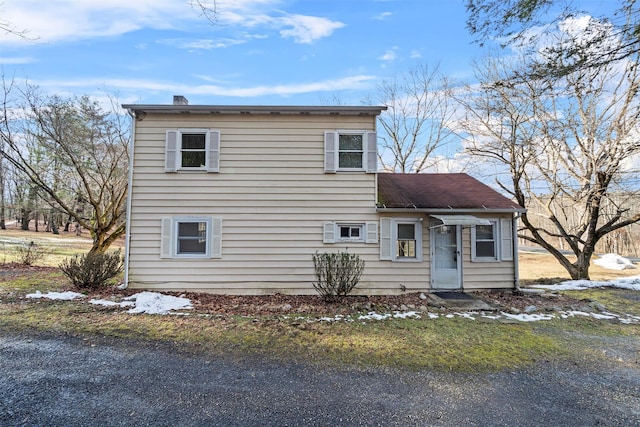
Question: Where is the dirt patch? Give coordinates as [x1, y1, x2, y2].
[102, 288, 589, 317]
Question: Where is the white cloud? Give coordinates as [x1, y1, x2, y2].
[378, 49, 397, 62]
[0, 0, 343, 46]
[0, 0, 191, 46]
[278, 14, 345, 44]
[35, 74, 377, 98]
[373, 12, 393, 21]
[0, 56, 36, 64]
[158, 37, 248, 51]
[410, 50, 422, 59]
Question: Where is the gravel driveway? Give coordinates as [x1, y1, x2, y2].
[1, 332, 638, 427]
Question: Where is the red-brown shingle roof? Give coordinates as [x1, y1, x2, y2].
[377, 173, 523, 211]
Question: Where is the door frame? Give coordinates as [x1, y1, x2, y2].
[430, 222, 463, 290]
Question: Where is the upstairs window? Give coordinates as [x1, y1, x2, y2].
[165, 129, 220, 173]
[324, 131, 378, 173]
[338, 134, 364, 169]
[180, 133, 206, 168]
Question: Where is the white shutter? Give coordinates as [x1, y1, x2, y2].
[324, 132, 337, 173]
[500, 218, 513, 261]
[366, 132, 377, 173]
[211, 217, 222, 259]
[379, 218, 392, 260]
[323, 222, 335, 243]
[207, 130, 220, 173]
[165, 131, 178, 172]
[366, 222, 378, 243]
[160, 217, 172, 258]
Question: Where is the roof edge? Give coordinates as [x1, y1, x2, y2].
[376, 207, 526, 214]
[121, 104, 387, 116]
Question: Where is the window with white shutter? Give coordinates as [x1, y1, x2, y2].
[165, 129, 221, 172]
[159, 216, 222, 259]
[324, 131, 377, 173]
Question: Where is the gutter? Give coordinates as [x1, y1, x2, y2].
[513, 212, 522, 292]
[376, 207, 526, 214]
[121, 108, 137, 289]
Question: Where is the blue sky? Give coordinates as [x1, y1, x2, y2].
[0, 0, 482, 106]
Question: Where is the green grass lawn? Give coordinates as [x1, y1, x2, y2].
[1, 268, 638, 372]
[1, 229, 638, 372]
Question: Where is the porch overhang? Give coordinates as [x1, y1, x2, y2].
[429, 215, 492, 227]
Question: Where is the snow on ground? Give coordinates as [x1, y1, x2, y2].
[26, 291, 85, 300]
[593, 253, 637, 270]
[21, 274, 640, 323]
[123, 292, 192, 315]
[533, 275, 640, 291]
[27, 291, 191, 315]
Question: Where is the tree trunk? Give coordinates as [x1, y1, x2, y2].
[20, 209, 30, 230]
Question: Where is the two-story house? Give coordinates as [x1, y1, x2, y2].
[122, 97, 524, 295]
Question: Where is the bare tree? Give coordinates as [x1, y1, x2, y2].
[189, 0, 219, 25]
[370, 63, 455, 173]
[0, 80, 129, 254]
[466, 0, 640, 78]
[456, 50, 640, 279]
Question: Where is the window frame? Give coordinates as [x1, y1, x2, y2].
[324, 130, 377, 173]
[337, 132, 365, 171]
[471, 220, 499, 262]
[173, 217, 213, 258]
[160, 216, 222, 260]
[387, 218, 423, 262]
[177, 129, 210, 171]
[165, 129, 220, 173]
[337, 223, 365, 243]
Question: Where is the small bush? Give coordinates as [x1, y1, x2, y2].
[312, 250, 365, 302]
[15, 241, 45, 266]
[59, 250, 124, 291]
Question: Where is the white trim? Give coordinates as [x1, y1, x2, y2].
[323, 222, 336, 243]
[123, 112, 136, 288]
[379, 218, 392, 260]
[430, 215, 491, 227]
[430, 221, 462, 290]
[500, 218, 513, 261]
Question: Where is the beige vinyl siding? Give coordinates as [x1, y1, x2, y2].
[129, 112, 515, 293]
[128, 113, 415, 294]
[461, 214, 515, 290]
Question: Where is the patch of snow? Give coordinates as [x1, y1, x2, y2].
[593, 253, 636, 270]
[500, 312, 555, 322]
[392, 311, 421, 319]
[89, 299, 135, 308]
[533, 275, 640, 291]
[26, 291, 85, 301]
[124, 292, 192, 315]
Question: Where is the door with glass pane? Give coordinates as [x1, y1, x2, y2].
[430, 221, 461, 290]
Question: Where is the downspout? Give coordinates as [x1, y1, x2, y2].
[513, 212, 522, 291]
[121, 109, 137, 289]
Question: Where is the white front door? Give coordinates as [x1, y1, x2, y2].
[430, 221, 462, 290]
